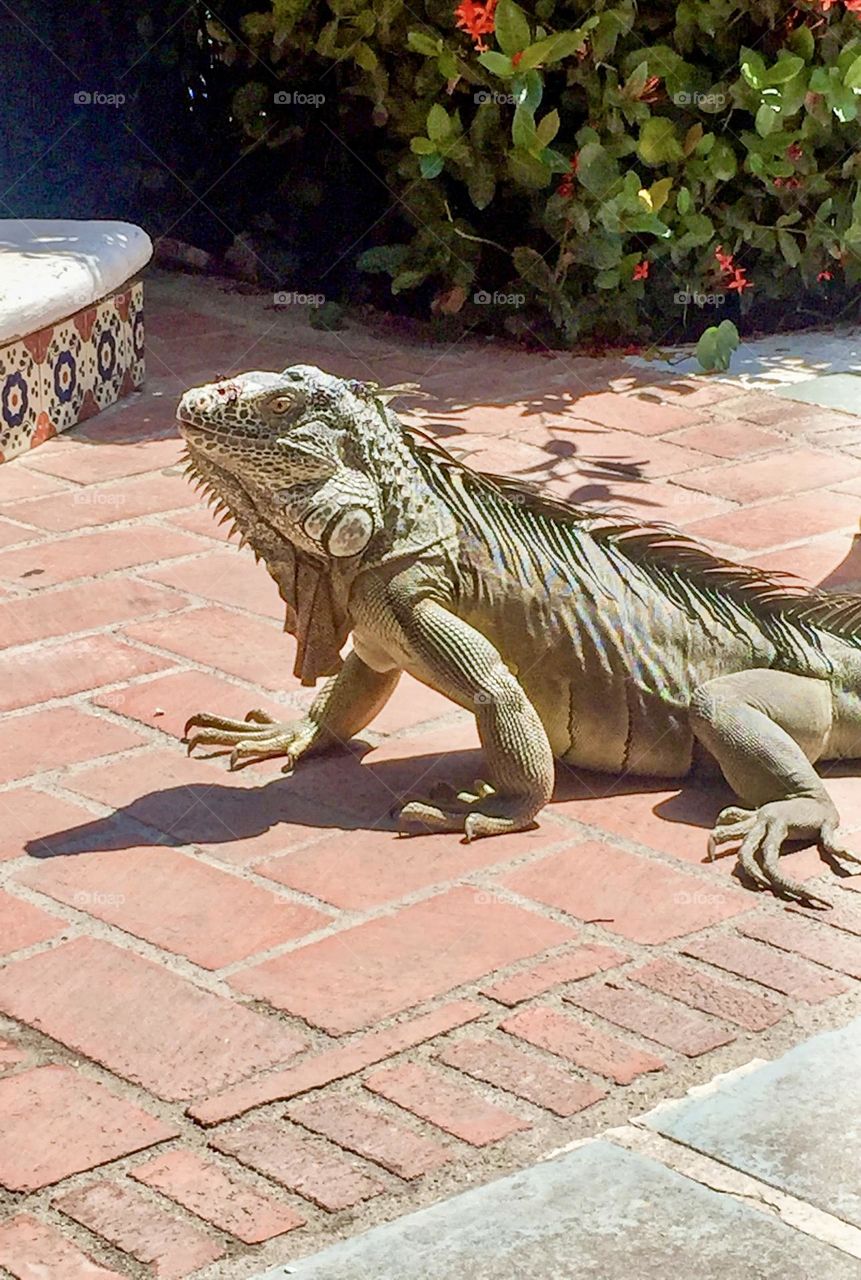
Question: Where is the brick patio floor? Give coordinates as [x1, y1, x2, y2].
[1, 273, 861, 1279]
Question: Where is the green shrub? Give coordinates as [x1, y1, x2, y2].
[222, 0, 861, 345]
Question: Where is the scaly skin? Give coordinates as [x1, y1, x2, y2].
[176, 365, 861, 906]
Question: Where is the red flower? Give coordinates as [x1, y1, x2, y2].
[787, 142, 804, 161]
[632, 259, 650, 281]
[726, 266, 752, 293]
[556, 154, 579, 198]
[637, 75, 663, 103]
[511, 50, 523, 65]
[454, 0, 498, 52]
[818, 269, 833, 281]
[714, 245, 753, 293]
[845, 0, 861, 12]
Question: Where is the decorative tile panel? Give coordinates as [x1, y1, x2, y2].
[0, 278, 146, 464]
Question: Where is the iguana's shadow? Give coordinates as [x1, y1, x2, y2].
[25, 741, 733, 862]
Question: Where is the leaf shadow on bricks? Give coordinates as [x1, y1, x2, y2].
[22, 744, 742, 865]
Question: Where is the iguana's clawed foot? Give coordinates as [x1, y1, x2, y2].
[183, 709, 318, 772]
[706, 796, 860, 907]
[396, 779, 537, 840]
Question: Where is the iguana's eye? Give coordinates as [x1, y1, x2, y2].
[270, 396, 294, 414]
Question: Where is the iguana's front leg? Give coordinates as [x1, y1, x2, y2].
[689, 668, 860, 906]
[185, 651, 400, 770]
[390, 596, 554, 839]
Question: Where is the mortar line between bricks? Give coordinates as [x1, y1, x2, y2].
[0, 538, 251, 597]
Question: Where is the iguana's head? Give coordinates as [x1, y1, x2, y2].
[177, 365, 451, 562]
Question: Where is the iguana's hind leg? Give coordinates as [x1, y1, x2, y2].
[689, 669, 859, 906]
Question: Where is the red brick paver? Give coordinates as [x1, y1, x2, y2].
[563, 981, 736, 1057]
[627, 956, 785, 1031]
[231, 886, 575, 1034]
[364, 1061, 530, 1146]
[0, 1065, 177, 1191]
[437, 1037, 607, 1117]
[501, 841, 753, 943]
[287, 1093, 452, 1178]
[189, 999, 485, 1125]
[130, 1148, 306, 1243]
[0, 888, 64, 955]
[501, 1006, 665, 1085]
[211, 1120, 386, 1211]
[0, 938, 306, 1100]
[54, 1180, 224, 1279]
[682, 933, 850, 1002]
[15, 845, 329, 969]
[0, 1214, 126, 1280]
[479, 943, 629, 1005]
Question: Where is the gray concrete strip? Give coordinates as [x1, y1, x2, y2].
[609, 1124, 861, 1261]
[773, 372, 861, 413]
[643, 1015, 861, 1230]
[251, 1139, 861, 1280]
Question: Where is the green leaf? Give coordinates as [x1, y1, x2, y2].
[576, 142, 621, 199]
[646, 177, 673, 212]
[740, 47, 766, 90]
[407, 30, 440, 56]
[777, 228, 801, 267]
[596, 268, 620, 289]
[410, 136, 437, 154]
[356, 244, 409, 275]
[352, 42, 377, 71]
[467, 162, 496, 209]
[508, 149, 552, 187]
[681, 212, 714, 245]
[535, 108, 560, 148]
[512, 103, 539, 151]
[478, 51, 515, 77]
[788, 25, 814, 63]
[755, 102, 781, 137]
[677, 185, 692, 215]
[391, 268, 429, 293]
[517, 28, 587, 70]
[697, 320, 739, 372]
[495, 0, 531, 55]
[512, 245, 557, 292]
[763, 55, 804, 87]
[845, 53, 861, 90]
[638, 117, 683, 165]
[426, 104, 450, 142]
[709, 140, 737, 180]
[419, 152, 444, 179]
[512, 70, 543, 111]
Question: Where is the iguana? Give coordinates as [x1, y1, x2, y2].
[177, 365, 861, 907]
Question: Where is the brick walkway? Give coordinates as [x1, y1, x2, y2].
[1, 274, 860, 1280]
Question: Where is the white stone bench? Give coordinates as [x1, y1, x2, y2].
[0, 220, 153, 462]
